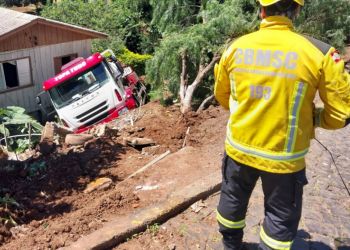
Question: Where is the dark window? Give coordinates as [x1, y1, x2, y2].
[0, 58, 31, 92]
[61, 56, 71, 65]
[3, 62, 19, 88]
[54, 54, 78, 75]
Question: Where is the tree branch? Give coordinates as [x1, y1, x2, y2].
[196, 94, 214, 113]
[193, 53, 221, 88]
[179, 50, 188, 103]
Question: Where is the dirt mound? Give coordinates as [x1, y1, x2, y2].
[0, 102, 227, 249]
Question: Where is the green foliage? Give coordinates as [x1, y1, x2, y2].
[41, 0, 154, 73]
[146, 0, 258, 100]
[40, 0, 350, 110]
[150, 0, 203, 34]
[178, 223, 188, 236]
[147, 0, 350, 107]
[41, 0, 136, 52]
[119, 48, 152, 75]
[0, 194, 19, 226]
[295, 0, 350, 49]
[0, 106, 43, 153]
[0, 194, 19, 208]
[147, 88, 163, 101]
[147, 223, 160, 236]
[27, 161, 46, 178]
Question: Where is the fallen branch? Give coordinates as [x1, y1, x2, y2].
[196, 95, 214, 113]
[125, 150, 171, 180]
[182, 127, 191, 148]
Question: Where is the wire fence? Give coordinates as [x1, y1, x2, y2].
[0, 122, 41, 152]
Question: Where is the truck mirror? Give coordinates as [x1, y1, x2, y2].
[35, 96, 42, 105]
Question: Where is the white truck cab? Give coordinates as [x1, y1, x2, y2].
[40, 52, 136, 133]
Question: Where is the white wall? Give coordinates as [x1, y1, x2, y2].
[0, 40, 92, 113]
[17, 58, 31, 86]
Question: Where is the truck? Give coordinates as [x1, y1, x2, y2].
[36, 50, 145, 133]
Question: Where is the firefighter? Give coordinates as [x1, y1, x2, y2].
[214, 0, 350, 249]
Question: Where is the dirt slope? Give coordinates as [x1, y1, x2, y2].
[0, 102, 228, 250]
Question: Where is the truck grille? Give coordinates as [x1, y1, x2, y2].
[84, 112, 109, 127]
[76, 101, 109, 124]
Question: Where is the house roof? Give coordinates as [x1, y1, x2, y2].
[0, 7, 108, 41]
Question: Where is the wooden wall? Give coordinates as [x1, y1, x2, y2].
[0, 40, 91, 113]
[0, 22, 94, 53]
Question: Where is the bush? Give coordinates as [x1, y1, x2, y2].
[0, 107, 43, 153]
[119, 48, 152, 75]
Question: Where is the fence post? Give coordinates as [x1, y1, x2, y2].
[28, 122, 32, 149]
[3, 124, 8, 149]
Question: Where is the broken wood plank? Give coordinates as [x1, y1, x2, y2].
[123, 137, 155, 147]
[125, 150, 171, 180]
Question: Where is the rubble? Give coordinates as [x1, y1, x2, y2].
[122, 137, 155, 147]
[6, 149, 37, 161]
[125, 126, 145, 135]
[135, 185, 159, 191]
[0, 147, 8, 160]
[84, 177, 113, 194]
[141, 145, 161, 155]
[65, 134, 93, 146]
[54, 124, 72, 143]
[88, 124, 119, 138]
[190, 200, 207, 213]
[38, 123, 55, 155]
[0, 102, 214, 249]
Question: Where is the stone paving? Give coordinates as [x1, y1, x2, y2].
[118, 127, 350, 250]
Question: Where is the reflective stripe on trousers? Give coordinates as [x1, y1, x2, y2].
[260, 227, 293, 250]
[216, 210, 246, 229]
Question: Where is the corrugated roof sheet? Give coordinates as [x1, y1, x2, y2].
[0, 7, 107, 38]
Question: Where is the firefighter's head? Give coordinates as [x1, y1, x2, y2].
[258, 0, 303, 19]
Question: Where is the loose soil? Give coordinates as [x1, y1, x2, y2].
[0, 102, 228, 250]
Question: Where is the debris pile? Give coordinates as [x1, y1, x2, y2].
[0, 102, 213, 248]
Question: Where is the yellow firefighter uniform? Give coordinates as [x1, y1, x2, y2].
[214, 16, 350, 174]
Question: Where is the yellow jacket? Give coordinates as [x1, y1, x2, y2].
[214, 16, 350, 174]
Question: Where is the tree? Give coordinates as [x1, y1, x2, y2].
[41, 0, 153, 74]
[146, 0, 350, 113]
[295, 0, 350, 49]
[146, 0, 258, 113]
[41, 0, 137, 53]
[39, 0, 350, 113]
[150, 0, 203, 34]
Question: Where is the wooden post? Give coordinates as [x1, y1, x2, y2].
[182, 127, 191, 148]
[3, 124, 8, 149]
[28, 122, 32, 149]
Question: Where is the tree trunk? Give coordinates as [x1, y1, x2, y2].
[179, 51, 188, 104]
[179, 53, 220, 114]
[180, 84, 196, 113]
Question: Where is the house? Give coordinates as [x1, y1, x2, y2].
[0, 7, 107, 117]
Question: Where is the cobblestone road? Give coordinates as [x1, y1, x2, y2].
[119, 127, 350, 250]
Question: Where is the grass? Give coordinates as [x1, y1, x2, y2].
[0, 194, 19, 208]
[178, 224, 188, 237]
[147, 223, 160, 236]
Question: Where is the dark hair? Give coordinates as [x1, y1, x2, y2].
[263, 0, 299, 18]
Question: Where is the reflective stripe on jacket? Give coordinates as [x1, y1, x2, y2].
[214, 16, 350, 174]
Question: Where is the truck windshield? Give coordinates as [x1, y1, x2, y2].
[49, 62, 111, 109]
